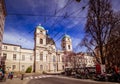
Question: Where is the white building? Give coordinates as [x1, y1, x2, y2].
[76, 53, 95, 68]
[1, 43, 34, 72]
[84, 54, 95, 67]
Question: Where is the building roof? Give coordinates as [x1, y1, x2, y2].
[2, 43, 33, 50]
[62, 34, 71, 40]
[36, 24, 45, 30]
[46, 36, 55, 45]
[3, 43, 21, 47]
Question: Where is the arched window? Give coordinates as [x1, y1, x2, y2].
[40, 53, 43, 61]
[53, 56, 56, 62]
[40, 39, 43, 44]
[68, 45, 70, 49]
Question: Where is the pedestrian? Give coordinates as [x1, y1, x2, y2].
[8, 72, 13, 80]
[85, 68, 89, 78]
[11, 72, 13, 79]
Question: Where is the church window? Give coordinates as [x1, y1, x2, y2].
[63, 46, 65, 49]
[40, 31, 43, 33]
[40, 39, 43, 44]
[40, 53, 43, 61]
[68, 45, 70, 49]
[53, 56, 56, 62]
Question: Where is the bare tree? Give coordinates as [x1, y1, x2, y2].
[63, 51, 86, 70]
[81, 0, 114, 64]
[106, 12, 120, 65]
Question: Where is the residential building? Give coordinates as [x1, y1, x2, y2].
[1, 43, 34, 72]
[63, 52, 95, 69]
[84, 53, 95, 67]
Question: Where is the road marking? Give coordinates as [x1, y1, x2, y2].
[23, 75, 53, 80]
[25, 77, 29, 79]
[42, 75, 46, 78]
[35, 76, 38, 79]
[30, 76, 33, 79]
[39, 76, 42, 78]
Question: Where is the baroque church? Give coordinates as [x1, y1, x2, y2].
[34, 24, 72, 73]
[1, 24, 73, 73]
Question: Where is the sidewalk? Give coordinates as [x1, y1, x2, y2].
[0, 78, 30, 84]
[13, 72, 42, 78]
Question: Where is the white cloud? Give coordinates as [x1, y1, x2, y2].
[54, 0, 67, 9]
[71, 37, 87, 52]
[3, 29, 34, 49]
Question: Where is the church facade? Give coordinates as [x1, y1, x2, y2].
[34, 25, 72, 73]
[1, 25, 73, 73]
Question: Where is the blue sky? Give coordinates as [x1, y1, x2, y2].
[3, 0, 120, 52]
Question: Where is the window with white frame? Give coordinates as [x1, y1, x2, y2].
[14, 47, 17, 51]
[22, 65, 25, 71]
[13, 54, 16, 60]
[12, 65, 16, 70]
[22, 55, 25, 61]
[4, 46, 7, 49]
[3, 53, 7, 60]
[40, 65, 43, 70]
[30, 55, 32, 61]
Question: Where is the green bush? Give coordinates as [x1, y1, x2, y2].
[26, 66, 32, 73]
[42, 71, 46, 74]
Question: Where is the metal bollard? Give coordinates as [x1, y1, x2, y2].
[21, 74, 24, 80]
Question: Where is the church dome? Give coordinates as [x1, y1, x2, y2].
[36, 24, 45, 30]
[62, 34, 70, 39]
